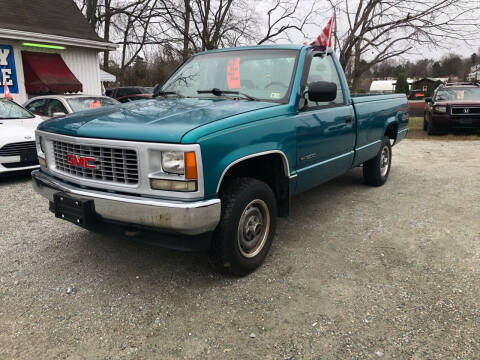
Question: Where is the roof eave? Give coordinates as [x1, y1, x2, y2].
[0, 28, 117, 51]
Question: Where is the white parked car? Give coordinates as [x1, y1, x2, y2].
[0, 99, 44, 174]
[23, 94, 120, 118]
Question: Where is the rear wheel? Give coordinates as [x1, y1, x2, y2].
[363, 136, 391, 187]
[210, 178, 277, 276]
[423, 113, 428, 131]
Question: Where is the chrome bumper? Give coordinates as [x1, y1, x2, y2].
[31, 170, 221, 235]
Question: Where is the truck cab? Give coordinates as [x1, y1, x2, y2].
[32, 45, 408, 275]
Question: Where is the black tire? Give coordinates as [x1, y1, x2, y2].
[209, 177, 277, 276]
[363, 136, 392, 187]
[423, 114, 428, 131]
[427, 119, 437, 135]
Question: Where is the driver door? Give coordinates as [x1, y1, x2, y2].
[294, 52, 355, 193]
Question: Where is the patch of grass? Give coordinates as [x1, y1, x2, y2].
[407, 117, 480, 140]
[407, 129, 480, 140]
[409, 117, 423, 130]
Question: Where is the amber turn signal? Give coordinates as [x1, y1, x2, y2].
[184, 151, 198, 180]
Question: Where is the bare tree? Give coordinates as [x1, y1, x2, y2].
[157, 0, 321, 59]
[327, 0, 480, 90]
[257, 0, 317, 45]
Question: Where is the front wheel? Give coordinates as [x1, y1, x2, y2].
[427, 119, 437, 135]
[363, 136, 392, 186]
[209, 178, 277, 276]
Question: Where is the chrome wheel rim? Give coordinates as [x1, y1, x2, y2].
[237, 199, 270, 258]
[380, 145, 390, 177]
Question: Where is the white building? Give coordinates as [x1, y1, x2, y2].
[467, 64, 480, 82]
[369, 79, 415, 93]
[0, 0, 116, 104]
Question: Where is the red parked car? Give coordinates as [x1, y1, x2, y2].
[424, 82, 480, 134]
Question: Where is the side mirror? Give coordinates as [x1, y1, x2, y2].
[52, 112, 66, 117]
[425, 97, 432, 103]
[308, 81, 337, 102]
[152, 84, 161, 98]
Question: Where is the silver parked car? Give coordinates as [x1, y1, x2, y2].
[23, 94, 120, 118]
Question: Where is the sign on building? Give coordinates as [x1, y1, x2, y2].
[0, 44, 19, 94]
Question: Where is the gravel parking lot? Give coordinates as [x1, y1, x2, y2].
[1, 139, 480, 359]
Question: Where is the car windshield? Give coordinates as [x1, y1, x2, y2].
[161, 49, 299, 102]
[0, 99, 34, 119]
[435, 87, 480, 101]
[67, 97, 119, 112]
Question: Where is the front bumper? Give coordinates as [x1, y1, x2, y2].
[32, 170, 221, 236]
[431, 114, 480, 129]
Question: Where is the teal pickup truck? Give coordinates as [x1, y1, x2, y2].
[32, 45, 408, 275]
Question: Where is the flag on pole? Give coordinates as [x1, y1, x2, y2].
[2, 74, 13, 100]
[310, 16, 335, 47]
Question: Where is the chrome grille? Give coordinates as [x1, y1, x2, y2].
[52, 140, 139, 185]
[451, 107, 480, 115]
[0, 141, 36, 156]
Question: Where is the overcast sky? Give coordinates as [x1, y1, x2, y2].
[265, 0, 480, 62]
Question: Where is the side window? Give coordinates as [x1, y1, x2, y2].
[305, 54, 344, 107]
[25, 99, 47, 116]
[46, 99, 68, 117]
[115, 88, 127, 97]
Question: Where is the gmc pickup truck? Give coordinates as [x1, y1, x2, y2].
[32, 45, 408, 275]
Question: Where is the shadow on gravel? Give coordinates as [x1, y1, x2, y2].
[44, 167, 369, 282]
[0, 170, 33, 185]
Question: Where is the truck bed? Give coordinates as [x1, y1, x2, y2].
[350, 93, 408, 166]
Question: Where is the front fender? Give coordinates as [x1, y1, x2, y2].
[194, 115, 296, 198]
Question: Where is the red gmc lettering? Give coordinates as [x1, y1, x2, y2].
[65, 154, 96, 169]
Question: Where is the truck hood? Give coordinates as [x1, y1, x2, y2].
[38, 98, 278, 143]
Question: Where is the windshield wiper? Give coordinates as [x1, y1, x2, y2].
[154, 90, 184, 98]
[197, 88, 259, 101]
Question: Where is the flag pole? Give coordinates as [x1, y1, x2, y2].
[333, 10, 337, 52]
[328, 16, 333, 49]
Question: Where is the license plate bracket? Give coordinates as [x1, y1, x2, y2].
[53, 193, 96, 228]
[20, 151, 37, 163]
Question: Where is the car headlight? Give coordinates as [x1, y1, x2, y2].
[434, 105, 447, 113]
[162, 151, 184, 175]
[149, 150, 198, 192]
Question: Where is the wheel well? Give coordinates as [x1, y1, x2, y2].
[218, 154, 290, 217]
[385, 122, 399, 143]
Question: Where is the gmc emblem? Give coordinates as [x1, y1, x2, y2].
[65, 154, 97, 169]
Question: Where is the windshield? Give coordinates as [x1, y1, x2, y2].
[0, 99, 34, 119]
[435, 87, 480, 101]
[67, 97, 119, 112]
[161, 49, 299, 102]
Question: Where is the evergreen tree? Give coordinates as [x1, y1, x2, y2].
[395, 72, 409, 95]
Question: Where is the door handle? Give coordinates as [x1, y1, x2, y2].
[345, 116, 352, 124]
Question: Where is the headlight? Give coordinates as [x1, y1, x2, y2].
[434, 105, 447, 113]
[162, 151, 184, 175]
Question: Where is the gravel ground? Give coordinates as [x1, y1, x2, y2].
[1, 139, 480, 359]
